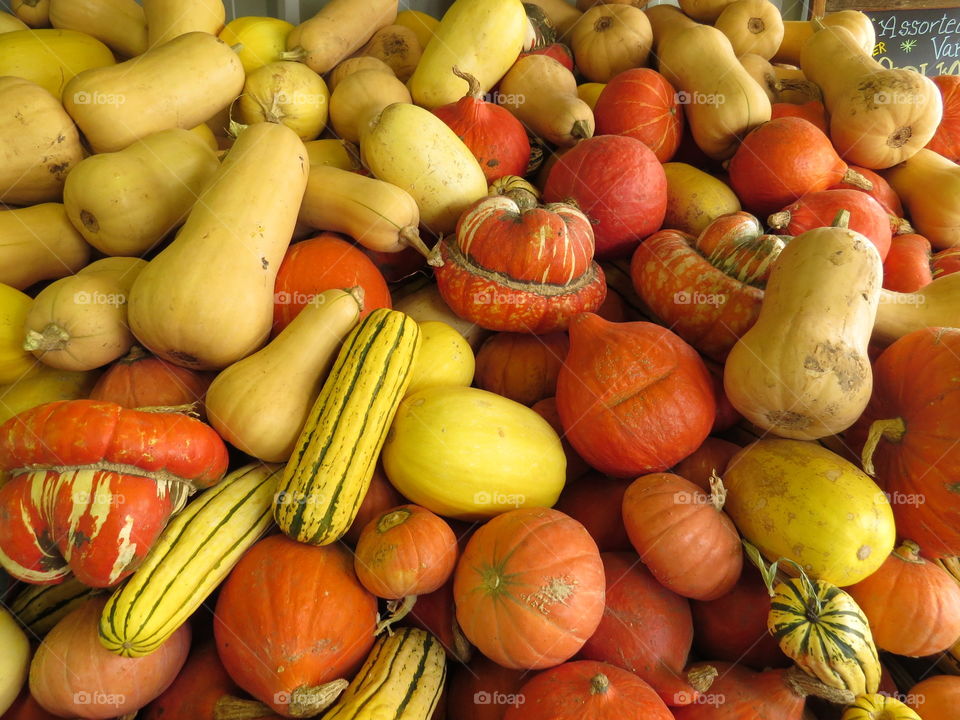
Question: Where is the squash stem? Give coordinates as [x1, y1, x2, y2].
[399, 226, 439, 264]
[893, 539, 924, 563]
[570, 119, 591, 142]
[279, 47, 307, 62]
[841, 168, 874, 191]
[289, 679, 349, 717]
[708, 472, 727, 511]
[451, 613, 474, 664]
[831, 209, 851, 229]
[861, 417, 907, 476]
[23, 324, 70, 353]
[376, 508, 412, 533]
[589, 673, 610, 695]
[214, 696, 278, 720]
[784, 666, 855, 705]
[451, 66, 483, 100]
[688, 665, 718, 693]
[891, 215, 914, 235]
[375, 595, 418, 635]
[767, 210, 791, 229]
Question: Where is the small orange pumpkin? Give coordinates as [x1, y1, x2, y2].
[89, 345, 213, 409]
[474, 331, 569, 406]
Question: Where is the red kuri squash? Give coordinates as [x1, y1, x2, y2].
[882, 234, 933, 293]
[554, 472, 632, 552]
[88, 345, 213, 409]
[907, 675, 960, 719]
[453, 507, 605, 670]
[932, 247, 960, 279]
[474, 331, 569, 406]
[830, 164, 904, 218]
[556, 313, 716, 478]
[770, 100, 828, 133]
[141, 643, 243, 720]
[926, 75, 960, 163]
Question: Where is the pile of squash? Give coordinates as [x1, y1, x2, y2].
[3, 0, 960, 718]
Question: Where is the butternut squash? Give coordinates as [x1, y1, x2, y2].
[219, 16, 294, 73]
[0, 28, 114, 98]
[304, 138, 361, 170]
[11, 0, 48, 28]
[0, 11, 28, 33]
[656, 23, 771, 160]
[394, 9, 439, 51]
[714, 0, 783, 60]
[678, 0, 737, 23]
[63, 128, 219, 257]
[0, 284, 36, 385]
[127, 122, 308, 371]
[883, 149, 960, 250]
[774, 10, 875, 66]
[360, 102, 487, 236]
[724, 213, 882, 439]
[285, 0, 398, 75]
[23, 257, 147, 371]
[206, 288, 363, 462]
[0, 365, 99, 426]
[357, 24, 421, 82]
[0, 204, 90, 291]
[238, 61, 330, 141]
[0, 76, 84, 206]
[498, 54, 595, 147]
[299, 165, 432, 258]
[568, 4, 652, 83]
[330, 70, 411, 144]
[143, 0, 225, 48]
[524, 0, 582, 36]
[63, 32, 244, 153]
[645, 4, 697, 50]
[408, 0, 527, 110]
[873, 273, 960, 346]
[48, 0, 146, 58]
[327, 56, 394, 92]
[740, 53, 820, 105]
[801, 24, 942, 169]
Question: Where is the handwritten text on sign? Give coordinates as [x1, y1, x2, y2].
[870, 8, 960, 76]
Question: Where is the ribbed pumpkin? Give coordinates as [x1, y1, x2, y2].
[88, 346, 213, 409]
[621, 472, 742, 601]
[927, 75, 960, 162]
[473, 331, 569, 406]
[848, 327, 960, 558]
[453, 507, 605, 670]
[728, 116, 873, 216]
[504, 661, 673, 719]
[580, 552, 706, 707]
[846, 541, 960, 656]
[213, 535, 377, 718]
[433, 68, 530, 183]
[594, 68, 683, 162]
[843, 694, 922, 720]
[555, 472, 632, 552]
[556, 313, 716, 478]
[907, 675, 960, 719]
[433, 195, 606, 334]
[882, 234, 933, 293]
[543, 135, 667, 258]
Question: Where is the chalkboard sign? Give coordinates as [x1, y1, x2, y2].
[869, 7, 960, 75]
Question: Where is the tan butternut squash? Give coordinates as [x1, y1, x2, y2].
[525, 0, 582, 35]
[883, 148, 960, 250]
[23, 257, 146, 371]
[408, 0, 527, 110]
[299, 165, 432, 258]
[48, 0, 146, 58]
[498, 54, 595, 147]
[740, 53, 820, 105]
[357, 24, 421, 82]
[873, 273, 960, 346]
[645, 4, 697, 49]
[656, 23, 771, 160]
[219, 16, 294, 73]
[568, 4, 652, 83]
[0, 11, 28, 32]
[327, 56, 394, 92]
[238, 61, 330, 141]
[360, 102, 487, 236]
[63, 128, 219, 257]
[206, 288, 362, 462]
[678, 0, 737, 23]
[774, 10, 875, 66]
[330, 70, 411, 144]
[11, 0, 49, 28]
[0, 28, 114, 98]
[0, 76, 84, 206]
[801, 24, 942, 169]
[63, 32, 244, 153]
[304, 139, 361, 170]
[127, 122, 309, 371]
[724, 213, 882, 439]
[0, 204, 90, 291]
[143, 0, 225, 48]
[714, 0, 783, 60]
[394, 9, 439, 50]
[285, 0, 398, 75]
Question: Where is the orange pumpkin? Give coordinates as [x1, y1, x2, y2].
[622, 472, 742, 600]
[141, 643, 242, 720]
[474, 331, 569, 406]
[453, 507, 605, 669]
[88, 345, 213, 409]
[907, 675, 960, 719]
[882, 234, 933, 293]
[927, 75, 960, 163]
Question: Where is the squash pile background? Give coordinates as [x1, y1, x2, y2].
[3, 0, 960, 718]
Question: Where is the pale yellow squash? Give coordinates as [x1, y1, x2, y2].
[63, 128, 220, 257]
[285, 0, 398, 75]
[404, 321, 475, 396]
[872, 273, 960, 346]
[127, 122, 309, 371]
[0, 10, 28, 32]
[0, 608, 29, 715]
[143, 0, 225, 48]
[206, 288, 362, 462]
[0, 76, 84, 206]
[63, 32, 244, 153]
[382, 386, 566, 519]
[11, 0, 48, 28]
[662, 163, 741, 236]
[0, 365, 98, 426]
[358, 24, 422, 82]
[0, 28, 114, 98]
[48, 0, 146, 58]
[724, 218, 882, 440]
[303, 139, 361, 170]
[219, 16, 294, 73]
[714, 0, 784, 60]
[326, 56, 394, 92]
[0, 204, 90, 291]
[408, 0, 527, 109]
[238, 61, 330, 142]
[189, 122, 219, 152]
[330, 70, 411, 144]
[360, 102, 487, 236]
[577, 82, 606, 110]
[883, 148, 960, 250]
[394, 282, 490, 350]
[0, 284, 36, 385]
[394, 9, 439, 50]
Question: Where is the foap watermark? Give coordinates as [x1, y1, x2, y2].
[74, 290, 126, 307]
[473, 291, 528, 306]
[73, 490, 125, 506]
[73, 91, 126, 106]
[878, 292, 926, 305]
[874, 91, 929, 106]
[674, 290, 727, 306]
[275, 91, 327, 106]
[673, 490, 712, 506]
[878, 490, 926, 507]
[674, 691, 726, 706]
[274, 290, 328, 305]
[73, 691, 126, 707]
[474, 691, 525, 708]
[675, 90, 726, 107]
[487, 90, 525, 106]
[473, 491, 525, 508]
[274, 490, 328, 507]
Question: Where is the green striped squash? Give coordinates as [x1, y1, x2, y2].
[99, 463, 281, 657]
[274, 308, 421, 546]
[321, 627, 446, 720]
[10, 576, 97, 637]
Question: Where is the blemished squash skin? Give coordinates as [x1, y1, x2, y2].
[286, 0, 398, 75]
